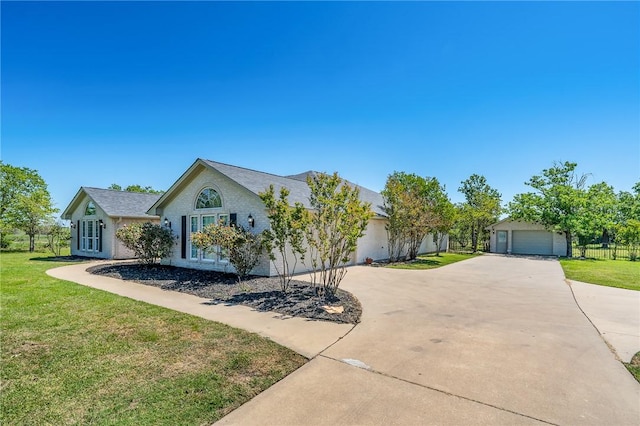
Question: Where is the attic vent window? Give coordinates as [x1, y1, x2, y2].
[85, 201, 96, 216]
[196, 188, 222, 209]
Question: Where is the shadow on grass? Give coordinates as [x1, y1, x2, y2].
[29, 255, 88, 263]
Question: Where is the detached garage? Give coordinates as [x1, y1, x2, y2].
[487, 219, 566, 257]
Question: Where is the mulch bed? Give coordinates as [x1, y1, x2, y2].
[87, 263, 361, 324]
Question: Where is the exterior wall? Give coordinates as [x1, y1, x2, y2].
[68, 194, 111, 259]
[111, 217, 160, 259]
[418, 232, 448, 254]
[157, 167, 272, 276]
[355, 218, 389, 262]
[67, 193, 159, 259]
[487, 220, 566, 256]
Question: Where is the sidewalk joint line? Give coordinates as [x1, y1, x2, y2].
[320, 354, 559, 426]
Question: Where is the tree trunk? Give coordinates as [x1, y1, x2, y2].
[565, 231, 572, 258]
[471, 224, 478, 253]
[29, 234, 35, 252]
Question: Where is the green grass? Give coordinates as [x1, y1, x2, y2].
[625, 352, 640, 383]
[387, 252, 480, 270]
[559, 257, 640, 291]
[1, 251, 306, 425]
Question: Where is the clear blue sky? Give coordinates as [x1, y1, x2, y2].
[2, 1, 638, 214]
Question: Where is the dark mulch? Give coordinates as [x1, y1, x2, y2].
[87, 263, 361, 324]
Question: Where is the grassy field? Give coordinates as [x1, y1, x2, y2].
[387, 252, 479, 270]
[1, 251, 306, 425]
[559, 258, 639, 291]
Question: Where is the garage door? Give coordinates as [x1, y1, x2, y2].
[512, 231, 553, 255]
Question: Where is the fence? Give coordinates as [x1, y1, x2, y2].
[448, 239, 489, 253]
[571, 243, 637, 261]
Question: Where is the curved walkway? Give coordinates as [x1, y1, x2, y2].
[46, 261, 354, 359]
[48, 256, 640, 425]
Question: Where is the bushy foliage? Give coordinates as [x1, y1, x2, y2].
[382, 172, 456, 261]
[191, 224, 264, 280]
[458, 174, 502, 253]
[115, 222, 174, 264]
[306, 172, 372, 296]
[1, 162, 58, 252]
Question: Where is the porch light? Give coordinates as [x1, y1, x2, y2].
[164, 218, 171, 228]
[70, 222, 76, 229]
[99, 219, 106, 229]
[248, 214, 255, 228]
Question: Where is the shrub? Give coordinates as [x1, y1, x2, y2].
[191, 224, 263, 282]
[116, 222, 174, 264]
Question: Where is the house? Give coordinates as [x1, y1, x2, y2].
[61, 187, 162, 259]
[147, 158, 446, 276]
[486, 219, 567, 256]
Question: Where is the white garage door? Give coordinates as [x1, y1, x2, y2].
[512, 231, 553, 255]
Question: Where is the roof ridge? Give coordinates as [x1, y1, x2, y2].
[202, 158, 303, 183]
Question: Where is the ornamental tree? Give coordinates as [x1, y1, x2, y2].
[115, 222, 174, 264]
[305, 172, 372, 296]
[259, 185, 308, 292]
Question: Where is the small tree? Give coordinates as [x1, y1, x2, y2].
[42, 219, 71, 256]
[115, 222, 174, 264]
[259, 185, 308, 292]
[191, 224, 263, 281]
[306, 172, 372, 296]
[618, 219, 640, 261]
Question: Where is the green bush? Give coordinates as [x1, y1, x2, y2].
[116, 222, 174, 264]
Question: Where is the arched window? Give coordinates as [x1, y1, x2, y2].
[85, 201, 96, 216]
[195, 188, 222, 209]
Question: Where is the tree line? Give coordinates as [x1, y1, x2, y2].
[3, 160, 637, 267]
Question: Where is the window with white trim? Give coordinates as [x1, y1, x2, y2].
[189, 213, 230, 263]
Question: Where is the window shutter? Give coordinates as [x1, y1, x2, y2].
[98, 225, 103, 252]
[181, 216, 187, 259]
[77, 221, 80, 250]
[230, 213, 237, 227]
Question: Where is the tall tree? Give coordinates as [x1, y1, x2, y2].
[0, 162, 57, 251]
[509, 161, 590, 257]
[259, 185, 308, 292]
[458, 174, 502, 252]
[381, 172, 443, 261]
[305, 172, 372, 296]
[108, 183, 163, 194]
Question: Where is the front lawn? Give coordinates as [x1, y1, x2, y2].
[387, 252, 479, 270]
[559, 258, 639, 291]
[1, 251, 306, 425]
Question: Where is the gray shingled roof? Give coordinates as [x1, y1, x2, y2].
[82, 187, 162, 218]
[202, 160, 386, 216]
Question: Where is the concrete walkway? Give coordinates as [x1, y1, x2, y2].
[46, 262, 353, 359]
[569, 279, 640, 362]
[48, 257, 640, 425]
[218, 256, 640, 426]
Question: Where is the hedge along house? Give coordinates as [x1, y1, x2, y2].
[62, 187, 162, 259]
[486, 218, 567, 256]
[147, 158, 445, 277]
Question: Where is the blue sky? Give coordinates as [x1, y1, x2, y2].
[2, 1, 638, 214]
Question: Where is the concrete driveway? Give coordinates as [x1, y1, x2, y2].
[218, 255, 640, 425]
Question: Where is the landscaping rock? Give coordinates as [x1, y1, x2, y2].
[88, 263, 361, 324]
